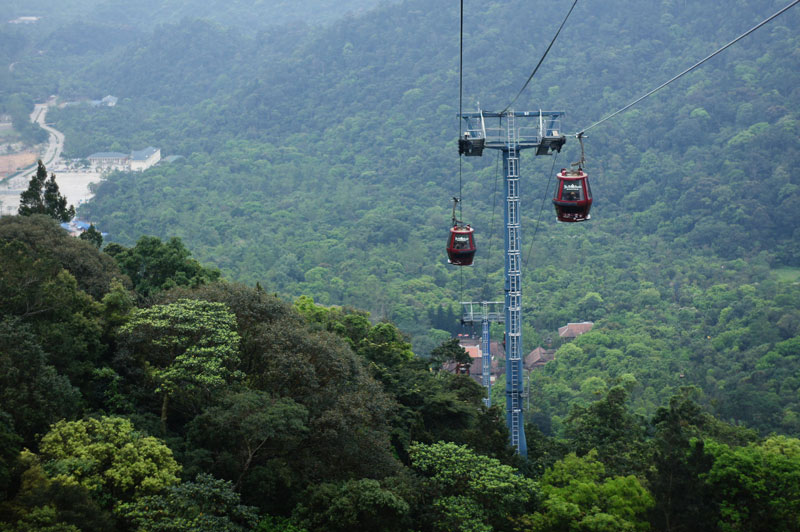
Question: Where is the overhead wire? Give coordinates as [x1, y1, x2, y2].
[524, 152, 558, 269]
[573, 0, 800, 136]
[458, 0, 464, 223]
[458, 0, 465, 309]
[500, 0, 580, 115]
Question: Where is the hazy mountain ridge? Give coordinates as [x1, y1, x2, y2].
[12, 0, 800, 430]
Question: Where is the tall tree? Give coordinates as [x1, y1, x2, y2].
[0, 318, 81, 447]
[117, 298, 242, 434]
[647, 390, 717, 532]
[408, 441, 537, 532]
[292, 479, 411, 532]
[702, 436, 800, 532]
[564, 385, 650, 477]
[78, 224, 103, 248]
[517, 450, 654, 532]
[18, 161, 75, 223]
[187, 391, 309, 490]
[104, 236, 220, 297]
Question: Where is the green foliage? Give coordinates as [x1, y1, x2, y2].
[564, 386, 649, 477]
[409, 441, 537, 531]
[3, 505, 81, 532]
[0, 412, 22, 500]
[0, 319, 81, 447]
[702, 436, 800, 532]
[78, 224, 103, 248]
[2, 1, 800, 527]
[0, 450, 114, 532]
[155, 283, 401, 513]
[117, 298, 242, 432]
[2, 93, 47, 145]
[430, 337, 472, 369]
[104, 236, 220, 298]
[292, 296, 515, 461]
[187, 391, 309, 490]
[518, 450, 653, 532]
[0, 223, 108, 391]
[647, 390, 718, 532]
[38, 417, 180, 507]
[255, 515, 308, 532]
[18, 161, 75, 223]
[0, 215, 121, 301]
[115, 473, 259, 531]
[292, 478, 411, 532]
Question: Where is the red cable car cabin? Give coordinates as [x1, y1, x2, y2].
[552, 168, 592, 222]
[447, 225, 476, 266]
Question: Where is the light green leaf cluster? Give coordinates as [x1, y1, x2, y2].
[525, 450, 653, 532]
[409, 441, 536, 531]
[5, 504, 81, 532]
[120, 298, 242, 394]
[701, 436, 800, 531]
[39, 416, 180, 505]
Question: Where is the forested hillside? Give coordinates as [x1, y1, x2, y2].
[2, 213, 799, 531]
[1, 0, 800, 528]
[25, 0, 799, 425]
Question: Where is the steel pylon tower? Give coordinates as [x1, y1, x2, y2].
[460, 109, 565, 456]
[461, 301, 504, 407]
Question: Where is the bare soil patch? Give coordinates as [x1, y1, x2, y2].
[0, 152, 38, 178]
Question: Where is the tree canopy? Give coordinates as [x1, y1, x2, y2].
[18, 161, 75, 223]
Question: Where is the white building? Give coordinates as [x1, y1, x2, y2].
[88, 151, 129, 169]
[88, 147, 161, 172]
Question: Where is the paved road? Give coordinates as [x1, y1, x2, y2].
[0, 101, 85, 215]
[3, 103, 64, 180]
[27, 103, 64, 170]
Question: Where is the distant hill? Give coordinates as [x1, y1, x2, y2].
[3, 0, 395, 32]
[35, 0, 800, 431]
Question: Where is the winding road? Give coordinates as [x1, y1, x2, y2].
[22, 102, 65, 175]
[1, 100, 97, 215]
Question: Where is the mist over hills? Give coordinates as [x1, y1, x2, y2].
[4, 0, 392, 32]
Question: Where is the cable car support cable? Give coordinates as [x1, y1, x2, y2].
[573, 0, 800, 136]
[524, 151, 559, 269]
[500, 0, 580, 115]
[458, 0, 464, 222]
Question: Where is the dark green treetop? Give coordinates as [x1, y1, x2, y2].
[104, 236, 220, 297]
[79, 224, 103, 248]
[18, 161, 75, 223]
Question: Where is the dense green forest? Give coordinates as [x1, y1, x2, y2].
[1, 0, 800, 528]
[2, 213, 799, 531]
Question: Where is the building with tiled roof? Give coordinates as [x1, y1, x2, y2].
[442, 335, 505, 384]
[558, 321, 594, 339]
[525, 347, 556, 369]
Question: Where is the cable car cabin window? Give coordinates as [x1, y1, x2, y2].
[585, 179, 592, 200]
[562, 183, 584, 201]
[453, 235, 471, 249]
